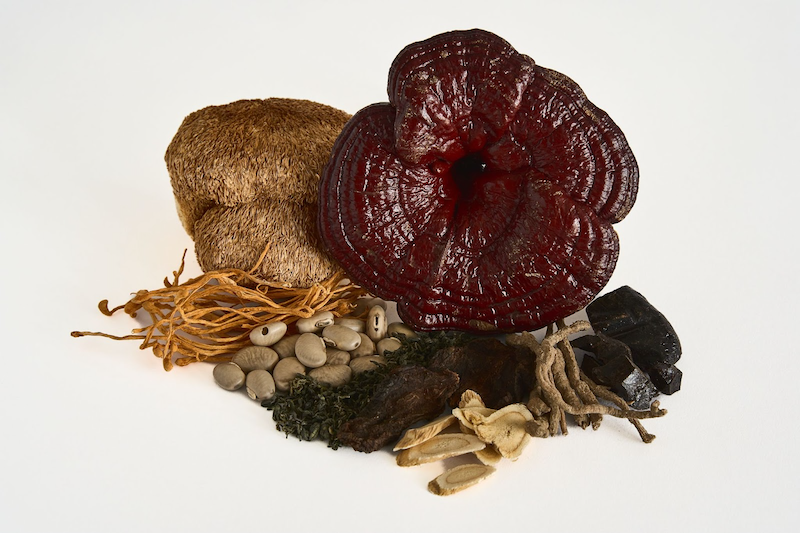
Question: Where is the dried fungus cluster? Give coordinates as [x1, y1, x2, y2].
[166, 98, 351, 288]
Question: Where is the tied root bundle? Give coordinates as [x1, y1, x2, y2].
[508, 320, 666, 443]
[72, 249, 368, 370]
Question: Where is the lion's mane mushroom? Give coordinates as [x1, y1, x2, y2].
[166, 98, 351, 288]
[318, 29, 638, 332]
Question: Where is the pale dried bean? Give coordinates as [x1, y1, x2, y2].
[376, 337, 402, 356]
[352, 298, 387, 316]
[325, 348, 351, 366]
[232, 346, 279, 373]
[272, 334, 300, 359]
[308, 364, 353, 387]
[388, 322, 419, 340]
[249, 321, 287, 346]
[295, 333, 327, 368]
[334, 317, 366, 333]
[350, 333, 375, 358]
[322, 325, 362, 351]
[213, 362, 245, 391]
[245, 369, 276, 401]
[296, 311, 334, 333]
[366, 305, 387, 342]
[349, 355, 387, 374]
[272, 357, 307, 392]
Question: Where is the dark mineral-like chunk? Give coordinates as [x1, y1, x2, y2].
[337, 366, 459, 453]
[576, 333, 659, 410]
[428, 337, 536, 409]
[571, 333, 629, 365]
[586, 286, 681, 367]
[643, 361, 683, 395]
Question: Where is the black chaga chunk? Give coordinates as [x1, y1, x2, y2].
[577, 334, 659, 410]
[645, 361, 683, 395]
[337, 366, 459, 453]
[571, 333, 629, 364]
[586, 286, 682, 367]
[428, 338, 536, 410]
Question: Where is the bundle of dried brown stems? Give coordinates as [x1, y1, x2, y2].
[507, 319, 666, 443]
[72, 249, 368, 370]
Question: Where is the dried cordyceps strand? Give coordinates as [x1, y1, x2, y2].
[72, 250, 367, 370]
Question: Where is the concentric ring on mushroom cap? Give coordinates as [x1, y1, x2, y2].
[318, 29, 638, 332]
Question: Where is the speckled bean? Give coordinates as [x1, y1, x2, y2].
[213, 362, 246, 391]
[334, 317, 366, 333]
[272, 334, 300, 359]
[308, 365, 353, 387]
[349, 355, 387, 374]
[272, 357, 307, 392]
[296, 311, 335, 333]
[232, 346, 279, 373]
[322, 325, 362, 351]
[387, 322, 419, 340]
[366, 305, 387, 342]
[245, 370, 276, 401]
[294, 333, 327, 368]
[350, 333, 375, 358]
[376, 337, 402, 356]
[249, 321, 287, 346]
[325, 348, 351, 366]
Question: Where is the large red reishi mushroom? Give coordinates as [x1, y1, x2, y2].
[318, 29, 638, 333]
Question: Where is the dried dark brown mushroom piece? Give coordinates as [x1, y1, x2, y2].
[337, 366, 459, 453]
[318, 29, 638, 332]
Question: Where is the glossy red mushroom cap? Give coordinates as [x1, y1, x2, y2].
[318, 29, 638, 332]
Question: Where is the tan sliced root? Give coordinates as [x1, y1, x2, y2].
[428, 464, 496, 496]
[72, 249, 367, 370]
[472, 404, 533, 460]
[396, 433, 486, 467]
[458, 389, 486, 409]
[475, 444, 503, 465]
[393, 414, 457, 451]
[453, 406, 496, 433]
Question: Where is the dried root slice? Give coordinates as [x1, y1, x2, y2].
[393, 414, 457, 451]
[453, 406, 495, 433]
[396, 433, 485, 467]
[427, 464, 496, 496]
[458, 389, 486, 409]
[472, 404, 533, 461]
[475, 444, 503, 465]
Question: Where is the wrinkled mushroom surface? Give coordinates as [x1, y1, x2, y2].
[167, 98, 351, 287]
[318, 30, 638, 331]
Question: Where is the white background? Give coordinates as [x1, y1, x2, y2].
[2, 1, 798, 531]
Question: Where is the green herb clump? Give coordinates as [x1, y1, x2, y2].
[262, 331, 467, 449]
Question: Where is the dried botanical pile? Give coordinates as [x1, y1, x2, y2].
[264, 330, 467, 449]
[72, 249, 367, 370]
[395, 390, 533, 495]
[72, 27, 682, 498]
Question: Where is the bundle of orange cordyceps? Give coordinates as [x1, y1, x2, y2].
[75, 29, 681, 496]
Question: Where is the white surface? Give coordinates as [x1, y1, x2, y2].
[2, 1, 798, 531]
